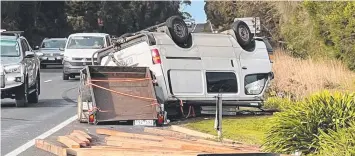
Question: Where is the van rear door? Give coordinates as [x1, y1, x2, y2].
[239, 40, 272, 97]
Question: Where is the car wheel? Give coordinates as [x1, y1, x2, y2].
[15, 81, 28, 107]
[63, 73, 69, 80]
[166, 16, 189, 45]
[28, 79, 39, 103]
[231, 20, 253, 47]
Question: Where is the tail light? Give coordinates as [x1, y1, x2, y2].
[268, 52, 274, 63]
[89, 114, 95, 123]
[157, 114, 164, 126]
[151, 49, 161, 64]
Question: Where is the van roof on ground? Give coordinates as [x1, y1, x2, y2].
[68, 33, 108, 37]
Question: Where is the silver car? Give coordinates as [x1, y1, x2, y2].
[1, 31, 41, 107]
[34, 38, 67, 68]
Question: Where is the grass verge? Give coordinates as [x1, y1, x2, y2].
[183, 116, 271, 145]
[270, 50, 355, 99]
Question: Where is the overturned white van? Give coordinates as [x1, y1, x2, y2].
[96, 16, 274, 117]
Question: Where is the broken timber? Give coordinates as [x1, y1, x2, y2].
[35, 128, 270, 156]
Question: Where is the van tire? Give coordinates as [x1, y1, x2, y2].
[166, 16, 189, 45]
[231, 20, 253, 47]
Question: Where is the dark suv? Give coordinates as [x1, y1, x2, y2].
[0, 31, 41, 107]
[34, 38, 67, 68]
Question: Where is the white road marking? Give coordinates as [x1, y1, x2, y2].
[4, 115, 77, 156]
[43, 80, 52, 83]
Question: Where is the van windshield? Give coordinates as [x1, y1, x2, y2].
[66, 36, 105, 49]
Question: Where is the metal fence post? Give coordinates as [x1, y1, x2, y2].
[214, 94, 223, 141]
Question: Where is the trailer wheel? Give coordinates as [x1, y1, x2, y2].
[77, 95, 88, 123]
[231, 20, 253, 48]
[166, 16, 189, 45]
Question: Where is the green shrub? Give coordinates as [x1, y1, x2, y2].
[315, 122, 355, 156]
[262, 90, 355, 155]
[263, 96, 293, 111]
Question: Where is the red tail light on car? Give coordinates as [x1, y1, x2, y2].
[151, 49, 161, 64]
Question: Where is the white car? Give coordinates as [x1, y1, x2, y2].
[97, 16, 274, 117]
[62, 33, 112, 80]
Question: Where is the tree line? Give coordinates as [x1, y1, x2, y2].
[1, 1, 190, 46]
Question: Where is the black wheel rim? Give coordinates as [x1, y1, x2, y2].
[238, 25, 250, 42]
[173, 21, 187, 38]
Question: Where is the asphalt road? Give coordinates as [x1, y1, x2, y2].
[1, 65, 80, 156]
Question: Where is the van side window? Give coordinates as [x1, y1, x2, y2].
[206, 72, 238, 93]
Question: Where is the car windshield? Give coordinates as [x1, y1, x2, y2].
[0, 40, 20, 57]
[41, 39, 66, 49]
[66, 36, 105, 49]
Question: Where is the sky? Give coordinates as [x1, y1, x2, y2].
[182, 1, 207, 23]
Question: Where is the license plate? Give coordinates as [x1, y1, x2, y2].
[48, 57, 55, 61]
[134, 120, 155, 126]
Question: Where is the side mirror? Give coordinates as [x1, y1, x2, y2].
[34, 46, 39, 50]
[25, 51, 35, 58]
[59, 47, 65, 51]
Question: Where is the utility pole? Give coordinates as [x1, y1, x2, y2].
[214, 94, 223, 141]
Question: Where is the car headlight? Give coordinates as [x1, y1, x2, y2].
[36, 52, 44, 56]
[4, 64, 22, 73]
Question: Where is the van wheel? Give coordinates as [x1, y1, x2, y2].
[231, 20, 253, 47]
[166, 16, 189, 45]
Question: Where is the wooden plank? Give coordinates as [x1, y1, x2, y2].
[106, 137, 239, 153]
[96, 143, 198, 153]
[67, 135, 88, 147]
[35, 139, 67, 156]
[70, 132, 90, 144]
[73, 130, 92, 140]
[57, 136, 80, 148]
[143, 127, 194, 139]
[67, 148, 200, 156]
[97, 128, 164, 141]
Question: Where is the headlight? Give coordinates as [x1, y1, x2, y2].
[64, 56, 72, 61]
[4, 64, 22, 73]
[36, 52, 44, 56]
[245, 74, 269, 95]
